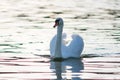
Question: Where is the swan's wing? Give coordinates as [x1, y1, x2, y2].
[50, 35, 57, 57]
[68, 34, 84, 57]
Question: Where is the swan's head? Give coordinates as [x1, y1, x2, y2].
[53, 18, 64, 28]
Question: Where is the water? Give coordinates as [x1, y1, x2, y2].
[0, 0, 120, 80]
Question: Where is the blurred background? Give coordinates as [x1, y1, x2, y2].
[0, 0, 120, 56]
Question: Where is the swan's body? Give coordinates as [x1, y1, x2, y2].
[50, 18, 84, 59]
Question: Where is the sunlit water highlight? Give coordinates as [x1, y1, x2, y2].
[0, 0, 120, 80]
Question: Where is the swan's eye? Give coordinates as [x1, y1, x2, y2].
[55, 20, 59, 23]
[53, 19, 59, 28]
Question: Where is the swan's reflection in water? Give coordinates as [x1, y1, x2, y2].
[50, 59, 84, 80]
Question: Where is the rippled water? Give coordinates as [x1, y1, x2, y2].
[0, 0, 120, 80]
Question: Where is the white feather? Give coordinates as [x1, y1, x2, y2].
[50, 33, 84, 58]
[50, 18, 84, 59]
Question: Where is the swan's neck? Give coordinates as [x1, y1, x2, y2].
[54, 25, 63, 58]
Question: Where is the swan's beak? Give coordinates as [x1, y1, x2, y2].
[53, 22, 58, 28]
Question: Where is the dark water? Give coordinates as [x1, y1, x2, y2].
[0, 0, 120, 79]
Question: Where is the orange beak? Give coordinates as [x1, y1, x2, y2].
[53, 22, 58, 28]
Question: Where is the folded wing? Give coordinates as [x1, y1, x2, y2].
[67, 34, 84, 57]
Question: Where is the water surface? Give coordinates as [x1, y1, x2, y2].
[0, 0, 120, 80]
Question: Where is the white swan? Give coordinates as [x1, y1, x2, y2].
[50, 18, 84, 59]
